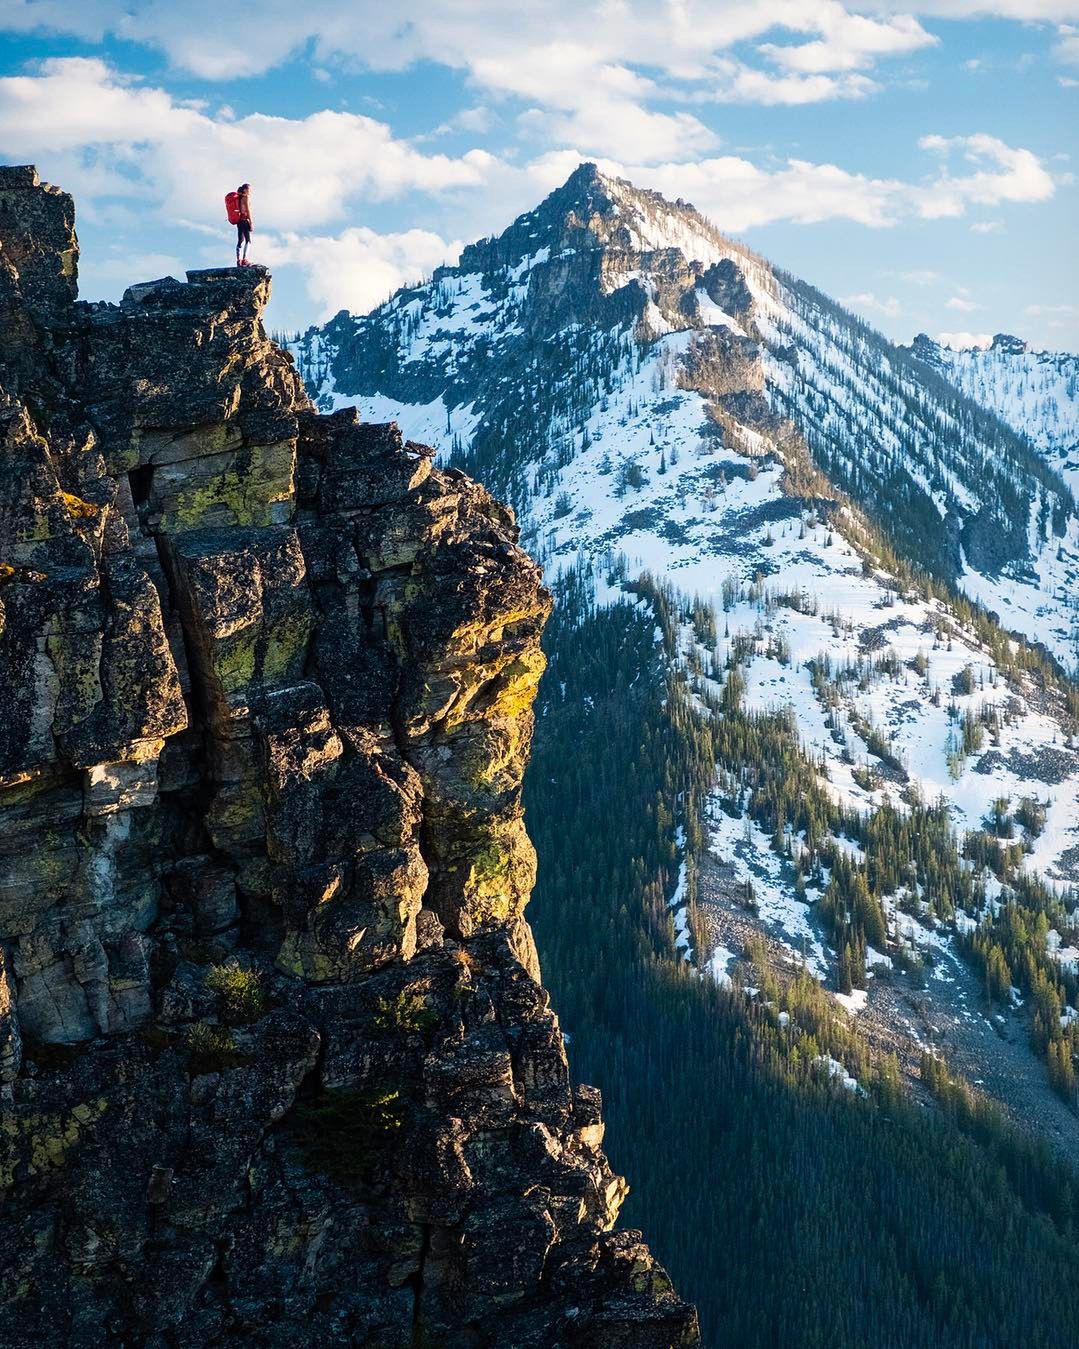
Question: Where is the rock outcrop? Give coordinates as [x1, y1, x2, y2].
[0, 167, 698, 1347]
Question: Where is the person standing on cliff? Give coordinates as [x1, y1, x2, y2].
[234, 183, 252, 267]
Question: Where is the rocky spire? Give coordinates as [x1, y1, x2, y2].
[0, 168, 698, 1346]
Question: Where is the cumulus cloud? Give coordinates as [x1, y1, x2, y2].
[759, 11, 936, 73]
[945, 295, 982, 311]
[864, 2, 1079, 17]
[80, 249, 188, 293]
[1055, 25, 1079, 65]
[914, 133, 1055, 216]
[426, 106, 494, 138]
[11, 58, 1053, 246]
[20, 59, 1062, 238]
[700, 63, 879, 104]
[0, 0, 952, 155]
[511, 55, 719, 161]
[0, 55, 1060, 327]
[6, 1, 1074, 176]
[936, 331, 993, 349]
[258, 226, 460, 320]
[0, 58, 494, 230]
[840, 291, 903, 317]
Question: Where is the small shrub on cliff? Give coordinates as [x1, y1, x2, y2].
[372, 989, 440, 1036]
[204, 960, 265, 1024]
[186, 1022, 238, 1072]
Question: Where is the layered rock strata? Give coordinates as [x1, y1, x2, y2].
[0, 167, 698, 1347]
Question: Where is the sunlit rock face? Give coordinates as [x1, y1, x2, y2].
[0, 166, 698, 1348]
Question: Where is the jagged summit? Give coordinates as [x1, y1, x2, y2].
[455, 162, 752, 288]
[526, 161, 713, 242]
[910, 331, 1035, 357]
[990, 332, 1031, 355]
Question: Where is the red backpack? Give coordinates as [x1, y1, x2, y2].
[225, 191, 242, 224]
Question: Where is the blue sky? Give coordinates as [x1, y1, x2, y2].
[1, 2, 1076, 349]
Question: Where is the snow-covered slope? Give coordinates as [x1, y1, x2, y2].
[907, 332, 1079, 499]
[290, 166, 1079, 1074]
[295, 165, 1079, 670]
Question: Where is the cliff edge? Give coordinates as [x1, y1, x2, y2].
[0, 166, 698, 1347]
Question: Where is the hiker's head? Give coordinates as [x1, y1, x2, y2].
[239, 182, 250, 192]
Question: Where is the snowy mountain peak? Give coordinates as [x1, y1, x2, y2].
[465, 162, 740, 264]
[450, 163, 764, 334]
[291, 167, 1079, 672]
[990, 333, 1031, 356]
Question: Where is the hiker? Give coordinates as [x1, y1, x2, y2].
[226, 183, 252, 266]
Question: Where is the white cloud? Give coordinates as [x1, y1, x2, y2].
[516, 83, 719, 161]
[970, 219, 1004, 232]
[864, 2, 1079, 18]
[0, 55, 1061, 329]
[14, 59, 1053, 246]
[914, 133, 1055, 216]
[1055, 25, 1079, 65]
[936, 331, 993, 349]
[901, 268, 942, 283]
[700, 63, 879, 104]
[759, 12, 936, 73]
[258, 226, 460, 320]
[5, 1, 1074, 176]
[609, 154, 902, 229]
[841, 290, 902, 316]
[0, 58, 495, 230]
[81, 250, 187, 290]
[428, 106, 493, 137]
[945, 294, 982, 311]
[0, 0, 955, 148]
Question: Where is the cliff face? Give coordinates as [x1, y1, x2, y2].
[0, 167, 698, 1347]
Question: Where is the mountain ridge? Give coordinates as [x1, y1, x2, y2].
[290, 163, 1079, 1132]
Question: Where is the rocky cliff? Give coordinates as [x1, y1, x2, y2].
[0, 166, 698, 1347]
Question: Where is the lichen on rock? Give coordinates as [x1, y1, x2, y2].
[0, 166, 698, 1346]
